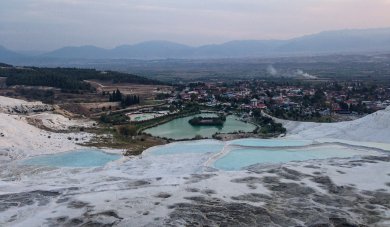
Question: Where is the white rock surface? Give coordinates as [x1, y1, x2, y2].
[26, 112, 95, 131]
[0, 96, 53, 114]
[0, 113, 92, 159]
[276, 107, 390, 144]
[0, 96, 93, 159]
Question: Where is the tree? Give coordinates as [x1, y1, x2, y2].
[109, 89, 125, 102]
[252, 109, 262, 119]
[115, 89, 122, 101]
[120, 94, 140, 107]
[117, 125, 137, 137]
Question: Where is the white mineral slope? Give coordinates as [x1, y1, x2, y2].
[0, 96, 39, 108]
[26, 112, 95, 131]
[0, 96, 94, 160]
[0, 96, 52, 113]
[0, 113, 92, 159]
[273, 106, 390, 144]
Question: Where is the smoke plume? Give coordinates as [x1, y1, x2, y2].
[267, 65, 278, 76]
[295, 69, 317, 79]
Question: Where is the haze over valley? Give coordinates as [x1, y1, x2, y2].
[2, 27, 390, 62]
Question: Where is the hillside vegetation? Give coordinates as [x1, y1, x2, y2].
[0, 64, 164, 92]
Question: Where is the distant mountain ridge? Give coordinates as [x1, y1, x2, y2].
[0, 45, 22, 59]
[1, 27, 390, 61]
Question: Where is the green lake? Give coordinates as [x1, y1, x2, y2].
[143, 114, 256, 140]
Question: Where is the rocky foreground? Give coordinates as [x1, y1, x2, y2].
[0, 148, 389, 227]
[0, 96, 390, 226]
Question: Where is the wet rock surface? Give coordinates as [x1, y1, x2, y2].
[185, 173, 217, 184]
[311, 175, 354, 195]
[165, 155, 390, 226]
[0, 190, 60, 212]
[231, 193, 272, 202]
[166, 182, 382, 227]
[46, 209, 123, 227]
[166, 196, 294, 226]
[155, 192, 172, 199]
[1, 153, 389, 226]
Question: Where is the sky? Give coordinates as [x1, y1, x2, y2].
[1, 0, 390, 51]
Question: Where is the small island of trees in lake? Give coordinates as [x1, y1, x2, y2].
[188, 115, 226, 126]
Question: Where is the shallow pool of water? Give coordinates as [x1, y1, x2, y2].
[23, 149, 121, 167]
[144, 114, 256, 140]
[214, 146, 365, 171]
[148, 140, 224, 155]
[229, 138, 312, 147]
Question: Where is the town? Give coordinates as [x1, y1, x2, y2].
[159, 79, 390, 122]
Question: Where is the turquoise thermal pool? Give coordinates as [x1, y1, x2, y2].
[228, 138, 312, 147]
[148, 140, 224, 155]
[213, 146, 368, 171]
[23, 149, 121, 167]
[146, 138, 376, 171]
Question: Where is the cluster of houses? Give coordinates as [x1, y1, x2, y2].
[163, 80, 390, 116]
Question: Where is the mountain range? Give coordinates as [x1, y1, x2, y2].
[1, 27, 390, 61]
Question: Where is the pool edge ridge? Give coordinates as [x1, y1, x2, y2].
[203, 143, 231, 168]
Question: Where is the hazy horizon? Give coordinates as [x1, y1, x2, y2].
[3, 27, 390, 52]
[1, 0, 390, 51]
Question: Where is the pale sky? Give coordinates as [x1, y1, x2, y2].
[1, 0, 390, 51]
